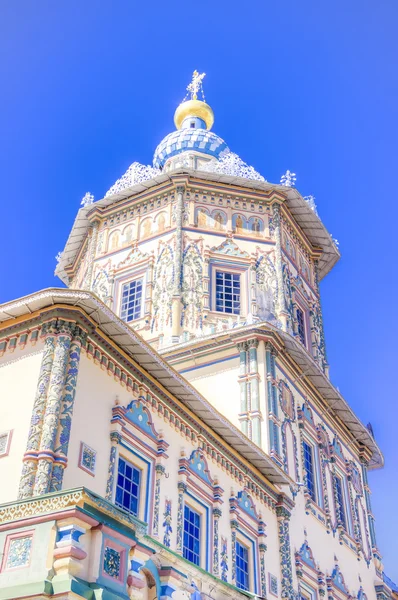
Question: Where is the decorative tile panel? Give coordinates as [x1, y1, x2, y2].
[0, 431, 11, 456]
[79, 442, 97, 475]
[269, 573, 278, 597]
[4, 535, 33, 570]
[103, 546, 121, 579]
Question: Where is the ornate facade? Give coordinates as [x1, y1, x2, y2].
[0, 72, 395, 600]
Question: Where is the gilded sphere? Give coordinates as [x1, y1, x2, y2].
[174, 99, 214, 130]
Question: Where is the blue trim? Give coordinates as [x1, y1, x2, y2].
[125, 400, 157, 440]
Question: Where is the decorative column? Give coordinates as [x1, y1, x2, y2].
[105, 431, 122, 501]
[276, 495, 295, 600]
[230, 519, 238, 585]
[271, 202, 289, 331]
[313, 259, 328, 376]
[18, 320, 58, 499]
[171, 185, 185, 342]
[212, 508, 222, 576]
[33, 322, 74, 496]
[259, 542, 268, 598]
[247, 339, 262, 446]
[50, 326, 87, 492]
[152, 464, 165, 538]
[359, 455, 379, 558]
[265, 343, 281, 461]
[84, 218, 100, 291]
[259, 517, 267, 598]
[237, 342, 249, 437]
[176, 481, 187, 554]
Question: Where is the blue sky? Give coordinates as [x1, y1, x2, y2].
[1, 0, 397, 580]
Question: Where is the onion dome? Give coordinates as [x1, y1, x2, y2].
[153, 71, 229, 169]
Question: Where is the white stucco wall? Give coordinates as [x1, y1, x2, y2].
[0, 343, 44, 503]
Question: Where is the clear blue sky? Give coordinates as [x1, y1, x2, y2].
[1, 0, 397, 580]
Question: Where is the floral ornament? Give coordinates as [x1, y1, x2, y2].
[163, 499, 173, 548]
[81, 192, 94, 206]
[202, 151, 265, 182]
[220, 536, 229, 582]
[280, 170, 296, 187]
[106, 162, 161, 197]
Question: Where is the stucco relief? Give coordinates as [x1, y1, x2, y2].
[151, 243, 175, 333]
[255, 252, 278, 324]
[72, 242, 89, 289]
[181, 242, 203, 331]
[92, 266, 110, 303]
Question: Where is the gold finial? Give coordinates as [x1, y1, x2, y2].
[186, 70, 206, 101]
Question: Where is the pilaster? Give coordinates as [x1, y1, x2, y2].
[152, 464, 166, 539]
[50, 327, 87, 492]
[105, 431, 122, 501]
[276, 495, 295, 600]
[18, 320, 58, 499]
[33, 323, 74, 496]
[176, 481, 187, 554]
[171, 185, 185, 341]
[271, 202, 289, 331]
[84, 218, 100, 291]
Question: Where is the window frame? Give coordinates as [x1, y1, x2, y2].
[182, 492, 210, 570]
[296, 306, 307, 346]
[112, 445, 152, 523]
[234, 529, 258, 594]
[235, 538, 250, 591]
[113, 266, 148, 325]
[183, 504, 201, 566]
[210, 263, 249, 317]
[120, 277, 144, 323]
[302, 439, 317, 502]
[215, 270, 242, 315]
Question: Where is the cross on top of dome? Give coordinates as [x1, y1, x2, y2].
[185, 70, 206, 102]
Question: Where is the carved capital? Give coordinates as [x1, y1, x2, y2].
[110, 431, 122, 445]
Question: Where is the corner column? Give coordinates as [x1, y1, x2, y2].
[237, 342, 249, 437]
[84, 217, 100, 291]
[271, 202, 289, 331]
[265, 343, 281, 462]
[247, 338, 262, 446]
[50, 326, 87, 491]
[171, 185, 185, 342]
[33, 322, 75, 496]
[360, 455, 380, 560]
[18, 320, 58, 499]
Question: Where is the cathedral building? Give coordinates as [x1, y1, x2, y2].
[0, 72, 394, 600]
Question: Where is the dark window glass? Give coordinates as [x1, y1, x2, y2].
[297, 308, 306, 345]
[120, 279, 143, 322]
[115, 457, 141, 516]
[236, 541, 250, 591]
[215, 271, 241, 314]
[335, 476, 347, 530]
[183, 505, 201, 566]
[303, 441, 316, 502]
